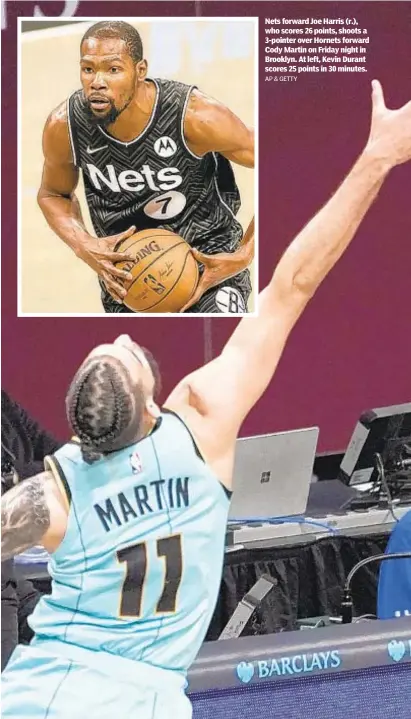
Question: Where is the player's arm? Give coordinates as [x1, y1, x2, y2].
[184, 89, 254, 168]
[1, 471, 68, 561]
[180, 215, 255, 312]
[179, 146, 389, 434]
[181, 90, 255, 309]
[38, 103, 97, 258]
[172, 82, 411, 483]
[37, 103, 136, 303]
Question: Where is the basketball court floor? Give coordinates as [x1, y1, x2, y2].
[20, 19, 256, 314]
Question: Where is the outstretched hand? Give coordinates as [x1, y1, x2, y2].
[367, 80, 411, 167]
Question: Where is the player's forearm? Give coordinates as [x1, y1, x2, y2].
[272, 148, 391, 298]
[216, 216, 254, 278]
[238, 216, 254, 263]
[1, 474, 51, 561]
[37, 191, 91, 255]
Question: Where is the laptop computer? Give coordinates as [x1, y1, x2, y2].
[228, 427, 319, 521]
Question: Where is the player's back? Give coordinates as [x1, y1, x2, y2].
[29, 409, 230, 677]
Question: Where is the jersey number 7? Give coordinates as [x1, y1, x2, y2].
[117, 534, 183, 617]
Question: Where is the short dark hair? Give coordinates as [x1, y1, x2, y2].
[81, 21, 143, 63]
[66, 356, 145, 464]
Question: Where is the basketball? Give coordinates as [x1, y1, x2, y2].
[115, 229, 199, 313]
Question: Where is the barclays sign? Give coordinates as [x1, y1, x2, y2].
[387, 639, 411, 663]
[236, 650, 342, 684]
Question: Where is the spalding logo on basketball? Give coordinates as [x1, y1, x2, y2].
[115, 229, 199, 313]
[154, 136, 177, 158]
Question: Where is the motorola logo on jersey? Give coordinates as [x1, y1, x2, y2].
[154, 136, 178, 158]
[86, 163, 183, 194]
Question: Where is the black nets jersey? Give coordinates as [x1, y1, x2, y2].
[67, 78, 244, 254]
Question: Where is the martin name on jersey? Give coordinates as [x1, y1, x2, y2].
[94, 475, 190, 532]
[68, 78, 244, 255]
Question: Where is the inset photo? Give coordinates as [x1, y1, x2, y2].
[18, 17, 257, 316]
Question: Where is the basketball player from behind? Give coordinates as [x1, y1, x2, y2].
[38, 20, 254, 314]
[3, 83, 411, 717]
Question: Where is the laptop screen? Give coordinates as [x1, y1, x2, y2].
[229, 427, 319, 521]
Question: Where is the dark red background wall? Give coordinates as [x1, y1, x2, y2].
[2, 1, 411, 450]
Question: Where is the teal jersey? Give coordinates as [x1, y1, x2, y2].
[29, 409, 230, 676]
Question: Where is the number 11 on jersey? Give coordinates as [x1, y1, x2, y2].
[117, 534, 183, 618]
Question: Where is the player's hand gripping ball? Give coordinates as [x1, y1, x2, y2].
[115, 229, 199, 313]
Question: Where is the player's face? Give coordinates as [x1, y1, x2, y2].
[80, 37, 146, 125]
[115, 335, 155, 393]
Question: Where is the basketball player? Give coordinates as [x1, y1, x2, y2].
[37, 20, 254, 314]
[3, 82, 411, 717]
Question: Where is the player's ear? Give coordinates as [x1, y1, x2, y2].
[136, 59, 148, 81]
[145, 396, 160, 419]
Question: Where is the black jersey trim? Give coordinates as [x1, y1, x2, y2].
[44, 455, 72, 509]
[161, 407, 204, 462]
[161, 407, 233, 500]
[180, 85, 203, 160]
[67, 94, 79, 167]
[220, 484, 233, 500]
[96, 78, 161, 147]
[212, 152, 238, 223]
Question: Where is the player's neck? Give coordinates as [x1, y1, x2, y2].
[105, 80, 157, 143]
[140, 413, 159, 440]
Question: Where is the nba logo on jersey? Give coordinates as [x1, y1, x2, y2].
[154, 136, 177, 158]
[130, 451, 143, 474]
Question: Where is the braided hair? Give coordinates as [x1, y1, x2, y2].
[66, 356, 145, 464]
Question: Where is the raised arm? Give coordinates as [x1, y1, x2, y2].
[168, 81, 411, 477]
[1, 471, 68, 560]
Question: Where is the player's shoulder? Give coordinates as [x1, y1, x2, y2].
[52, 437, 82, 463]
[154, 76, 194, 108]
[186, 88, 226, 116]
[165, 365, 222, 424]
[45, 100, 69, 133]
[156, 76, 191, 93]
[184, 88, 230, 136]
[42, 100, 73, 159]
